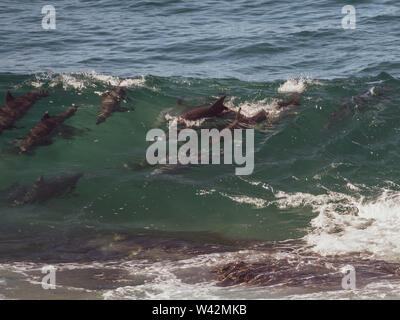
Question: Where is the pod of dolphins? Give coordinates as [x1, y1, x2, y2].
[0, 82, 385, 205]
[0, 86, 131, 205]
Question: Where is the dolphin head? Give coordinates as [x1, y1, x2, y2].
[109, 87, 126, 100]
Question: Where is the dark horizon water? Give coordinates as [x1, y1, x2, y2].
[1, 0, 400, 81]
[0, 0, 400, 299]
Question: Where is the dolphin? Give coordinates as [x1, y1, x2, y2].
[0, 173, 83, 205]
[224, 94, 302, 130]
[325, 85, 384, 128]
[180, 96, 228, 121]
[277, 93, 302, 109]
[19, 105, 78, 152]
[97, 87, 132, 125]
[0, 90, 49, 135]
[180, 94, 301, 126]
[225, 107, 270, 130]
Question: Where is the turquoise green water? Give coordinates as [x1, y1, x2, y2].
[0, 72, 399, 250]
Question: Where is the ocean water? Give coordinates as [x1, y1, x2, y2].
[0, 0, 400, 299]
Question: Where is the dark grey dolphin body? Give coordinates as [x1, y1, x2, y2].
[127, 94, 302, 174]
[277, 93, 302, 109]
[19, 105, 78, 152]
[0, 90, 49, 135]
[224, 94, 302, 129]
[97, 87, 132, 125]
[326, 85, 385, 128]
[0, 173, 83, 205]
[180, 96, 228, 121]
[225, 108, 269, 130]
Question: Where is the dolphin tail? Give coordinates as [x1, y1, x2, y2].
[96, 116, 106, 125]
[70, 173, 84, 186]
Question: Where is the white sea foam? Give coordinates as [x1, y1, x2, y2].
[0, 250, 271, 300]
[55, 73, 89, 90]
[207, 175, 400, 262]
[28, 72, 148, 91]
[86, 72, 146, 88]
[225, 97, 279, 118]
[285, 279, 400, 300]
[165, 113, 206, 128]
[277, 78, 316, 93]
[103, 250, 271, 300]
[0, 239, 399, 299]
[196, 189, 216, 196]
[274, 186, 400, 261]
[238, 177, 275, 192]
[30, 81, 44, 88]
[219, 193, 268, 209]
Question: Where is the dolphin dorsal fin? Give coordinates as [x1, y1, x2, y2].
[5, 91, 14, 104]
[236, 108, 242, 121]
[210, 96, 226, 111]
[41, 111, 50, 121]
[35, 176, 45, 185]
